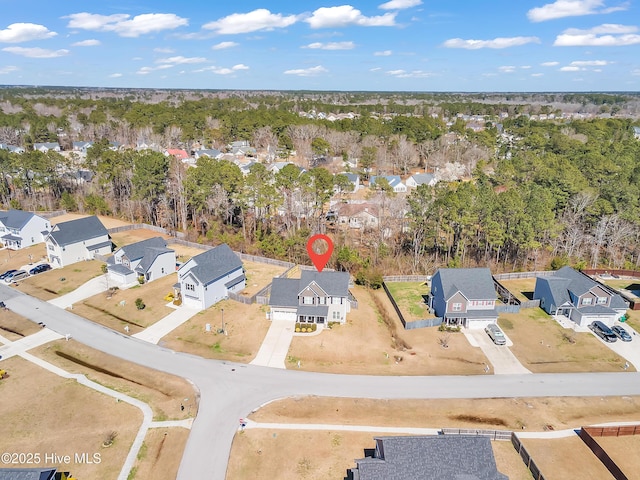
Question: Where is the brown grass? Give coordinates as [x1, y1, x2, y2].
[0, 244, 47, 273]
[0, 310, 42, 341]
[240, 260, 288, 297]
[595, 434, 640, 476]
[49, 213, 131, 229]
[31, 339, 197, 421]
[70, 275, 176, 334]
[286, 286, 490, 375]
[110, 229, 170, 250]
[498, 278, 537, 302]
[160, 299, 271, 362]
[16, 260, 104, 300]
[0, 356, 141, 479]
[129, 427, 190, 480]
[499, 309, 634, 373]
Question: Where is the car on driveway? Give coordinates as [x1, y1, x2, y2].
[0, 269, 17, 281]
[3, 270, 29, 283]
[611, 325, 632, 342]
[29, 264, 51, 275]
[485, 323, 506, 345]
[589, 321, 618, 342]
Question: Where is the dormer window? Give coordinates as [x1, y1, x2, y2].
[582, 297, 592, 305]
[597, 297, 607, 305]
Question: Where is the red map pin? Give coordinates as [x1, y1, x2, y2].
[307, 234, 334, 272]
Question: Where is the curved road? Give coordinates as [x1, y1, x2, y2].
[3, 284, 640, 480]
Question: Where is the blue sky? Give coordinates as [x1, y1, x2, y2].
[0, 0, 639, 91]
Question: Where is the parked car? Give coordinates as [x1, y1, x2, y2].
[589, 321, 618, 343]
[3, 270, 29, 283]
[0, 269, 17, 281]
[611, 325, 632, 342]
[485, 323, 506, 345]
[29, 264, 51, 275]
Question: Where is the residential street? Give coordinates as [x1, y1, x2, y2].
[3, 283, 640, 480]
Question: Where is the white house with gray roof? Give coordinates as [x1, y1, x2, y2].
[107, 237, 175, 285]
[176, 243, 245, 310]
[428, 268, 499, 329]
[268, 270, 351, 325]
[0, 210, 50, 250]
[369, 175, 407, 193]
[349, 436, 507, 480]
[406, 173, 437, 188]
[45, 216, 111, 268]
[534, 266, 628, 327]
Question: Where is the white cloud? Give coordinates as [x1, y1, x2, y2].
[532, 73, 545, 76]
[194, 64, 249, 75]
[633, 68, 640, 76]
[154, 47, 175, 53]
[0, 23, 57, 43]
[570, 59, 610, 66]
[306, 6, 396, 28]
[499, 65, 517, 73]
[541, 61, 560, 66]
[303, 41, 355, 50]
[443, 36, 540, 49]
[72, 39, 100, 47]
[374, 50, 393, 56]
[137, 64, 175, 75]
[386, 69, 434, 78]
[0, 65, 18, 74]
[203, 9, 298, 34]
[378, 0, 422, 10]
[554, 24, 640, 45]
[212, 41, 239, 50]
[283, 65, 328, 76]
[156, 56, 207, 64]
[109, 73, 122, 78]
[521, 65, 532, 69]
[370, 67, 382, 71]
[527, 0, 627, 22]
[65, 12, 188, 37]
[2, 46, 69, 58]
[560, 65, 581, 71]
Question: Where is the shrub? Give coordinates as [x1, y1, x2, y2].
[135, 298, 145, 310]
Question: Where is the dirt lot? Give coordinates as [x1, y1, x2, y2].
[498, 277, 537, 302]
[521, 436, 613, 479]
[0, 310, 42, 341]
[70, 275, 176, 334]
[49, 213, 131, 229]
[384, 281, 433, 321]
[227, 430, 527, 480]
[595, 433, 640, 477]
[16, 260, 104, 300]
[0, 356, 140, 479]
[499, 309, 633, 373]
[129, 427, 190, 480]
[287, 286, 490, 375]
[32, 339, 197, 421]
[161, 299, 271, 362]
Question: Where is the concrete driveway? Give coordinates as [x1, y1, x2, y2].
[465, 329, 531, 374]
[48, 274, 110, 309]
[250, 320, 295, 369]
[590, 321, 640, 370]
[133, 305, 202, 344]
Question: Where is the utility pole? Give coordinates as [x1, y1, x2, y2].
[221, 308, 225, 335]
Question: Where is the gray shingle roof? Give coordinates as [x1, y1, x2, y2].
[108, 263, 134, 275]
[546, 266, 628, 310]
[540, 277, 572, 307]
[48, 215, 108, 247]
[0, 467, 59, 480]
[117, 237, 167, 261]
[135, 247, 174, 274]
[268, 278, 299, 307]
[182, 244, 242, 286]
[269, 271, 350, 307]
[0, 209, 37, 229]
[437, 268, 496, 301]
[352, 436, 508, 480]
[409, 173, 435, 185]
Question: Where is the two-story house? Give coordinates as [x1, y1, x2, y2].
[176, 244, 245, 310]
[268, 270, 351, 325]
[45, 216, 111, 267]
[0, 210, 50, 250]
[534, 266, 628, 327]
[107, 237, 176, 285]
[335, 203, 380, 229]
[428, 268, 498, 329]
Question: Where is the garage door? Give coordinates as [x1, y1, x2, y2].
[271, 309, 296, 321]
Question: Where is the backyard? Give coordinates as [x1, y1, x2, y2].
[498, 309, 633, 373]
[384, 281, 433, 321]
[497, 277, 537, 303]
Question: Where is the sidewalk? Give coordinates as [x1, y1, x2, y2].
[0, 328, 63, 360]
[250, 320, 295, 369]
[132, 305, 202, 344]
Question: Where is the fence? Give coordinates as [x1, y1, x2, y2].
[578, 427, 629, 480]
[583, 269, 640, 278]
[382, 281, 408, 328]
[108, 223, 186, 238]
[405, 318, 442, 329]
[382, 275, 430, 283]
[511, 433, 547, 480]
[39, 210, 67, 219]
[493, 271, 555, 281]
[496, 305, 521, 314]
[441, 428, 512, 441]
[584, 425, 640, 437]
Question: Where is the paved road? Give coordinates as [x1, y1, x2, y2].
[4, 284, 640, 480]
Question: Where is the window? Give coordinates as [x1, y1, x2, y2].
[452, 303, 462, 312]
[582, 297, 593, 305]
[161, 267, 165, 274]
[185, 283, 195, 292]
[597, 297, 607, 305]
[302, 296, 313, 305]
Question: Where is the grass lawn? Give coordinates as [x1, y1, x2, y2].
[110, 229, 170, 250]
[0, 310, 43, 341]
[598, 278, 637, 290]
[286, 286, 490, 376]
[32, 339, 197, 421]
[623, 309, 640, 332]
[595, 434, 640, 477]
[16, 260, 104, 300]
[49, 213, 131, 229]
[160, 299, 271, 362]
[521, 436, 613, 480]
[384, 281, 432, 320]
[69, 275, 176, 334]
[240, 260, 288, 297]
[499, 309, 633, 373]
[498, 277, 537, 302]
[129, 427, 190, 480]
[0, 356, 141, 479]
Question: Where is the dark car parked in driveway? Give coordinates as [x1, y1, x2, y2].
[29, 264, 51, 275]
[589, 321, 618, 343]
[611, 325, 632, 342]
[0, 269, 17, 281]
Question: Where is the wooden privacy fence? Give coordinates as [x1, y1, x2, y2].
[511, 433, 547, 480]
[441, 428, 512, 441]
[382, 275, 430, 283]
[578, 427, 631, 480]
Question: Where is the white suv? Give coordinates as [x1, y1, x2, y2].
[485, 323, 506, 345]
